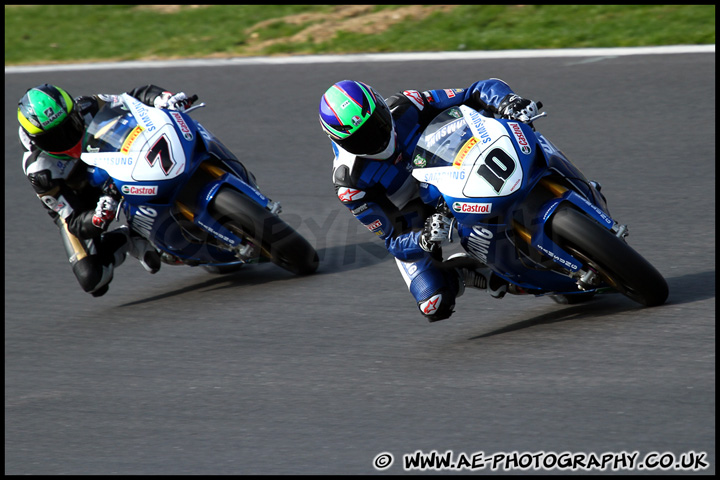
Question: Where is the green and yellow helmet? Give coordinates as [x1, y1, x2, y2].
[319, 80, 394, 157]
[17, 84, 85, 155]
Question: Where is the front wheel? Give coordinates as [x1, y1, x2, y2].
[211, 187, 319, 275]
[549, 207, 668, 307]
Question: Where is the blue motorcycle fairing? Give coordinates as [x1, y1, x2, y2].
[81, 94, 271, 266]
[412, 105, 621, 295]
[195, 124, 254, 183]
[188, 171, 272, 252]
[456, 221, 585, 293]
[455, 221, 575, 292]
[536, 132, 609, 212]
[125, 201, 241, 263]
[88, 166, 111, 189]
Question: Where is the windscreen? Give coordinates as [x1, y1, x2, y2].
[413, 107, 473, 168]
[83, 104, 139, 154]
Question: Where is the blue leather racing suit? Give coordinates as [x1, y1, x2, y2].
[330, 78, 518, 321]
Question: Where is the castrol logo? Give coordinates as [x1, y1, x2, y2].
[122, 185, 158, 196]
[452, 202, 492, 214]
[170, 111, 193, 141]
[509, 122, 531, 154]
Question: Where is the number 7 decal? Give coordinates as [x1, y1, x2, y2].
[146, 134, 175, 175]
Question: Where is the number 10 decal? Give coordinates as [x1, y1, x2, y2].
[146, 134, 175, 176]
[476, 148, 515, 193]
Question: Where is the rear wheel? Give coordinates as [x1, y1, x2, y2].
[210, 187, 319, 275]
[549, 207, 668, 307]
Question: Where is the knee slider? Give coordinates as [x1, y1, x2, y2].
[418, 293, 455, 322]
[73, 256, 113, 293]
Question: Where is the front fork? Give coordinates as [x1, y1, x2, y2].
[574, 222, 629, 290]
[515, 177, 630, 291]
[173, 162, 281, 261]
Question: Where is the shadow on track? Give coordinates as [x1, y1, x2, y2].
[315, 241, 394, 273]
[117, 240, 394, 307]
[470, 295, 637, 339]
[469, 270, 714, 339]
[664, 270, 715, 305]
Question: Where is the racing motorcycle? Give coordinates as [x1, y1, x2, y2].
[81, 93, 319, 276]
[411, 104, 668, 306]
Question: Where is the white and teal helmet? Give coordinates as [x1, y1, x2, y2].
[319, 80, 394, 157]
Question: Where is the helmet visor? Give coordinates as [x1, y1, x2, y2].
[337, 100, 393, 156]
[31, 109, 85, 153]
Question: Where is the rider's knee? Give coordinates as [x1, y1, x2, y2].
[397, 255, 463, 322]
[417, 291, 457, 322]
[73, 256, 113, 295]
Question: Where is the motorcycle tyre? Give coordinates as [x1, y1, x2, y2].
[211, 187, 319, 276]
[549, 207, 668, 307]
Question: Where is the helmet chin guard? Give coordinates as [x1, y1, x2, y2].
[362, 127, 397, 160]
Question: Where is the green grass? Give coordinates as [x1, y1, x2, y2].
[4, 4, 715, 65]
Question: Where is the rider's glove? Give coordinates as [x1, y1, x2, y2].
[419, 213, 453, 253]
[153, 91, 194, 112]
[498, 94, 539, 123]
[92, 195, 118, 229]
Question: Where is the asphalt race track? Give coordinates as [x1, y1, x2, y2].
[5, 49, 715, 475]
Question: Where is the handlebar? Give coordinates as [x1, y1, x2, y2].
[183, 94, 206, 114]
[525, 101, 547, 125]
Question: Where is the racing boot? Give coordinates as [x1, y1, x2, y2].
[447, 252, 508, 299]
[117, 226, 162, 274]
[460, 267, 508, 299]
[86, 229, 130, 297]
